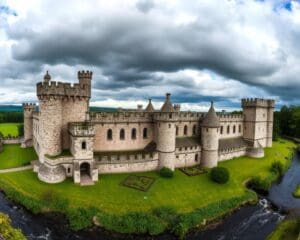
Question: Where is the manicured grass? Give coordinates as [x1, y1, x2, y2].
[267, 218, 300, 240]
[0, 139, 295, 215]
[293, 184, 300, 198]
[0, 144, 37, 169]
[0, 123, 21, 137]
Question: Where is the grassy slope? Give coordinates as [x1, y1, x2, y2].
[0, 123, 21, 137]
[0, 144, 37, 169]
[267, 219, 300, 240]
[0, 139, 295, 215]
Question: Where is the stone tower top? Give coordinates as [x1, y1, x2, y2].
[23, 103, 36, 111]
[201, 101, 220, 128]
[44, 71, 51, 83]
[160, 93, 175, 112]
[145, 99, 155, 112]
[241, 98, 275, 108]
[78, 70, 92, 83]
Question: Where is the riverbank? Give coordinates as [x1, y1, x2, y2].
[0, 212, 26, 240]
[267, 218, 300, 240]
[0, 139, 296, 238]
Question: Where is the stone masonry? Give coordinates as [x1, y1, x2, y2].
[23, 70, 275, 185]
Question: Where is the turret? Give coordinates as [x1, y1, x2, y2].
[242, 98, 274, 148]
[154, 93, 177, 170]
[201, 101, 220, 168]
[43, 71, 51, 83]
[145, 99, 155, 112]
[22, 103, 36, 147]
[78, 70, 92, 97]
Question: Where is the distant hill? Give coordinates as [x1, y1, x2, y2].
[0, 105, 117, 113]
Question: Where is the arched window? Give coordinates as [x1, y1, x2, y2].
[195, 154, 198, 162]
[169, 113, 172, 119]
[227, 125, 230, 134]
[120, 129, 125, 140]
[192, 125, 197, 135]
[220, 126, 223, 134]
[131, 128, 137, 139]
[81, 141, 86, 150]
[176, 126, 179, 136]
[143, 128, 148, 139]
[239, 125, 241, 133]
[233, 125, 236, 134]
[184, 125, 188, 135]
[107, 129, 113, 140]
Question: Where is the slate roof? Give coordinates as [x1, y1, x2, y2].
[176, 137, 201, 148]
[219, 137, 248, 151]
[145, 99, 155, 112]
[161, 93, 175, 112]
[201, 101, 220, 128]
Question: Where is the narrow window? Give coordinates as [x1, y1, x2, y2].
[107, 129, 113, 140]
[143, 128, 148, 139]
[221, 126, 223, 134]
[193, 125, 197, 135]
[68, 167, 71, 174]
[227, 126, 230, 134]
[169, 113, 172, 119]
[195, 154, 198, 162]
[81, 141, 86, 150]
[169, 124, 171, 128]
[131, 128, 137, 139]
[120, 129, 125, 140]
[184, 125, 188, 135]
[233, 125, 236, 134]
[176, 126, 179, 136]
[239, 125, 241, 133]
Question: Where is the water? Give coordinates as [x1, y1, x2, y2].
[0, 153, 300, 240]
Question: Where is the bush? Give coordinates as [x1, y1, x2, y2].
[41, 189, 69, 211]
[247, 176, 271, 194]
[210, 167, 230, 184]
[270, 161, 285, 177]
[17, 124, 24, 137]
[159, 167, 174, 178]
[67, 207, 96, 230]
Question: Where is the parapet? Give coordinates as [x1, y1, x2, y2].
[68, 122, 95, 137]
[78, 70, 92, 81]
[218, 114, 243, 121]
[241, 98, 275, 108]
[23, 103, 36, 111]
[90, 111, 153, 123]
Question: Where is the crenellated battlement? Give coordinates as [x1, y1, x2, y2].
[78, 70, 92, 81]
[23, 103, 36, 111]
[241, 98, 275, 108]
[90, 111, 154, 123]
[218, 114, 243, 121]
[69, 122, 95, 137]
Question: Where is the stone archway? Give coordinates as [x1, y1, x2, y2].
[80, 162, 90, 176]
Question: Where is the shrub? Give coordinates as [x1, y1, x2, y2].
[270, 161, 285, 177]
[17, 124, 24, 137]
[67, 207, 96, 230]
[247, 176, 271, 194]
[41, 189, 69, 211]
[159, 167, 174, 178]
[210, 167, 230, 184]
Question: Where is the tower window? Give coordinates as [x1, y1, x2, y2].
[143, 128, 148, 139]
[239, 125, 241, 133]
[220, 126, 223, 134]
[81, 141, 86, 150]
[176, 126, 179, 136]
[107, 129, 113, 140]
[193, 125, 197, 135]
[195, 154, 198, 162]
[184, 125, 188, 135]
[227, 126, 230, 134]
[131, 128, 137, 140]
[233, 125, 236, 134]
[169, 113, 172, 119]
[120, 129, 125, 140]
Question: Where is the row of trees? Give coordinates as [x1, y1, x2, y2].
[273, 106, 300, 139]
[0, 112, 23, 123]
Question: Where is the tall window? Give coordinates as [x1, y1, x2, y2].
[107, 129, 113, 140]
[184, 125, 188, 135]
[227, 125, 230, 134]
[120, 129, 125, 140]
[176, 126, 179, 136]
[131, 128, 137, 139]
[195, 154, 198, 162]
[143, 128, 148, 139]
[192, 125, 197, 135]
[220, 126, 223, 134]
[239, 124, 241, 133]
[81, 141, 86, 150]
[233, 125, 236, 134]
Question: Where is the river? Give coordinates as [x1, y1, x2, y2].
[0, 152, 299, 240]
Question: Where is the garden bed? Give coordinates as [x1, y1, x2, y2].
[180, 165, 207, 176]
[121, 175, 155, 192]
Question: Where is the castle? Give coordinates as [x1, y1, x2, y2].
[22, 71, 274, 185]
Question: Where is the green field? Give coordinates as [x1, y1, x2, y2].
[0, 139, 295, 214]
[0, 144, 37, 169]
[267, 218, 300, 240]
[0, 123, 21, 137]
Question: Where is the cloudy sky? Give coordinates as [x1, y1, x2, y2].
[0, 0, 299, 111]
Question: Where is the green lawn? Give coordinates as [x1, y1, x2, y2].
[0, 144, 37, 169]
[0, 123, 21, 137]
[0, 139, 295, 215]
[267, 218, 300, 240]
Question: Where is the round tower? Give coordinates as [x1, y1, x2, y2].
[22, 103, 36, 147]
[154, 93, 177, 170]
[201, 101, 220, 168]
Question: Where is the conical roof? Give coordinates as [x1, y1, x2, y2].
[201, 101, 220, 128]
[145, 99, 155, 112]
[44, 71, 51, 82]
[161, 93, 175, 112]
